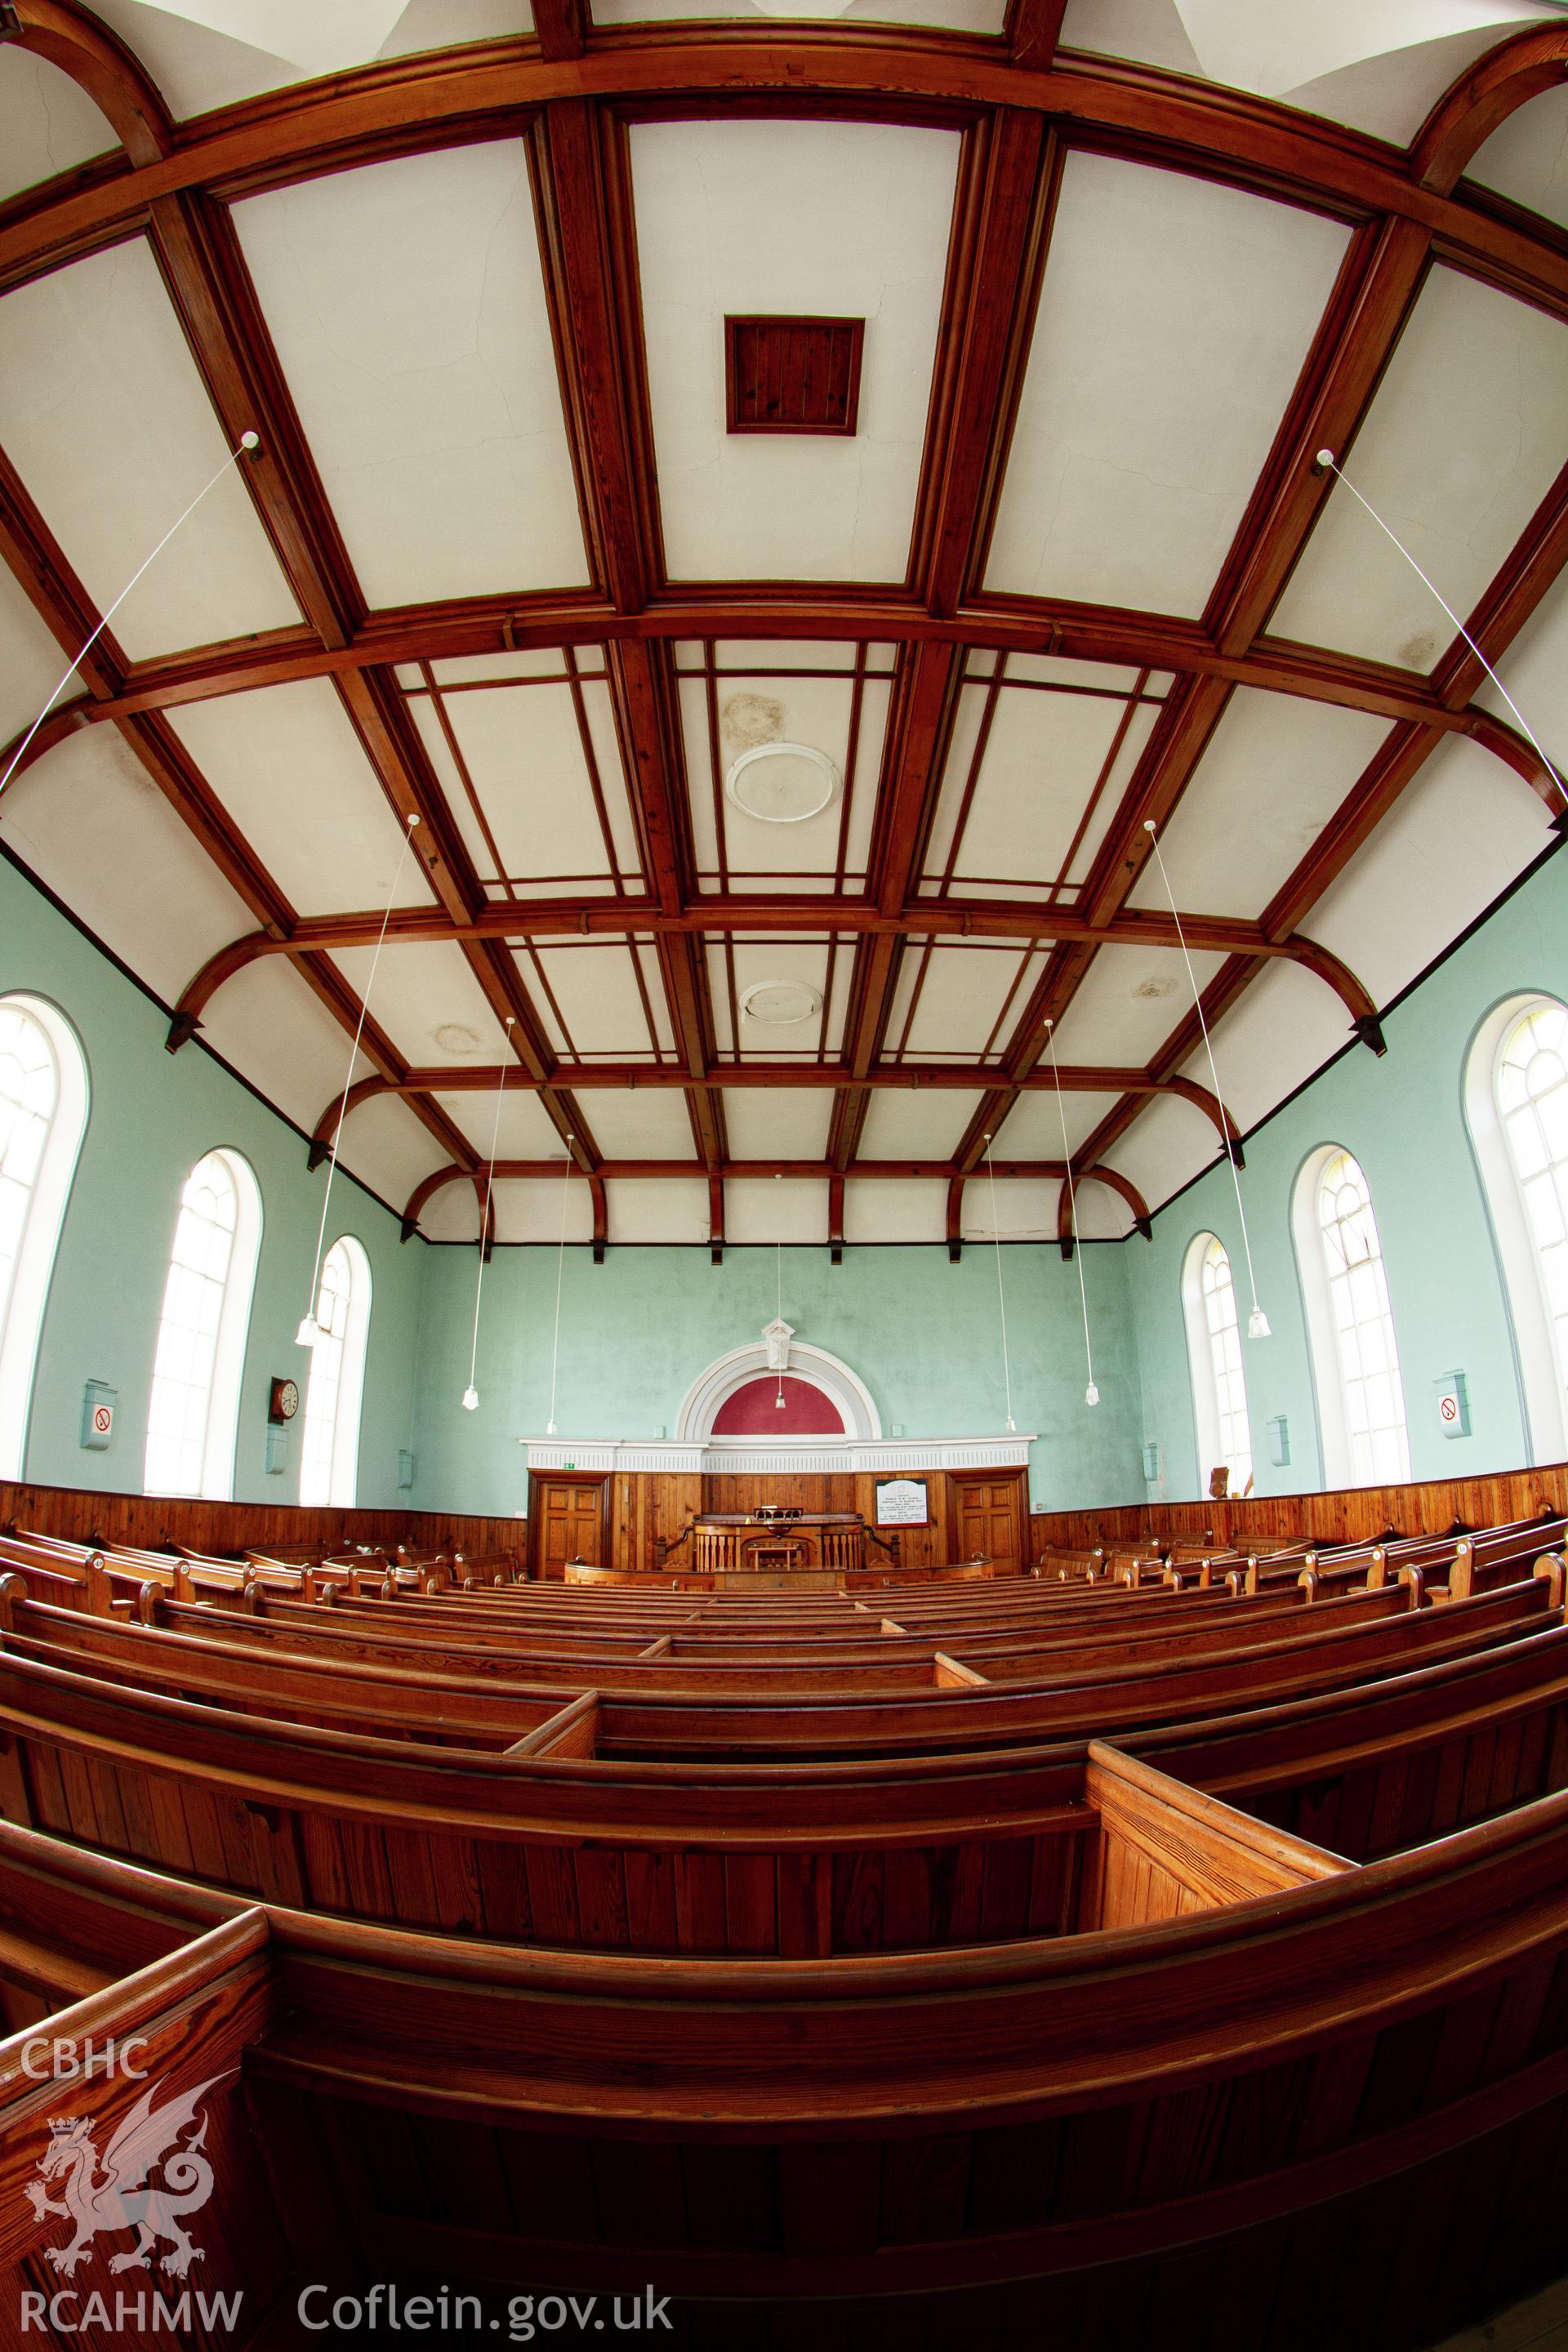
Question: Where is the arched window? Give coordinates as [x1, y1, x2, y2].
[299, 1236, 372, 1507]
[0, 994, 88, 1480]
[144, 1149, 262, 1499]
[1181, 1232, 1253, 1494]
[1467, 993, 1568, 1459]
[1294, 1145, 1410, 1486]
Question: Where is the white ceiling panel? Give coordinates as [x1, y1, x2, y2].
[379, 1, 536, 58]
[0, 727, 252, 1000]
[858, 1089, 982, 1160]
[0, 47, 115, 203]
[992, 1089, 1121, 1160]
[337, 1094, 448, 1209]
[1468, 85, 1568, 229]
[605, 1178, 710, 1243]
[168, 679, 438, 917]
[431, 1089, 564, 1161]
[1283, 22, 1548, 146]
[197, 958, 376, 1134]
[1058, 0, 1202, 73]
[630, 118, 960, 581]
[960, 1176, 1058, 1242]
[411, 678, 636, 893]
[725, 1177, 830, 1244]
[1049, 943, 1224, 1066]
[234, 143, 589, 607]
[1307, 734, 1552, 1008]
[1126, 690, 1392, 919]
[723, 1089, 835, 1158]
[1099, 1091, 1216, 1219]
[986, 154, 1349, 616]
[1179, 959, 1353, 1134]
[0, 239, 301, 659]
[522, 942, 662, 1059]
[425, 1172, 590, 1245]
[715, 938, 835, 1058]
[583, 1090, 698, 1160]
[330, 940, 513, 1068]
[924, 682, 1153, 889]
[1272, 267, 1568, 670]
[0, 566, 81, 749]
[843, 1178, 947, 1243]
[1476, 564, 1568, 773]
[893, 946, 1040, 1060]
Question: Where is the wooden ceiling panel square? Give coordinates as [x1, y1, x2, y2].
[724, 1176, 831, 1243]
[921, 662, 1161, 898]
[630, 118, 960, 581]
[233, 143, 590, 607]
[0, 239, 301, 659]
[406, 663, 639, 898]
[723, 1088, 835, 1159]
[1272, 265, 1568, 672]
[431, 1090, 564, 1162]
[712, 936, 837, 1058]
[1124, 689, 1392, 920]
[0, 726, 253, 1002]
[1048, 942, 1226, 1067]
[991, 1090, 1123, 1161]
[169, 679, 440, 918]
[580, 1089, 698, 1160]
[889, 944, 1044, 1062]
[0, 47, 115, 204]
[858, 1089, 984, 1160]
[328, 939, 514, 1069]
[984, 154, 1349, 616]
[518, 940, 668, 1061]
[679, 647, 891, 889]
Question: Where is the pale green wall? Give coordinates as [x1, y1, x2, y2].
[0, 851, 421, 1508]
[1128, 850, 1568, 1503]
[408, 1239, 1147, 1518]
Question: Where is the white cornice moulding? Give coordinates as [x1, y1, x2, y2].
[519, 1437, 1036, 1473]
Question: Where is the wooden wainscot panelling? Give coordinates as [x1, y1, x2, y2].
[0, 1478, 524, 1570]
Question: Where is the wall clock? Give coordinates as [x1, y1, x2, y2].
[269, 1376, 300, 1425]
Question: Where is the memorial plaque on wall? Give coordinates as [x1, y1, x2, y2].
[875, 1476, 929, 1526]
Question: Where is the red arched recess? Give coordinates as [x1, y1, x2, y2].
[710, 1376, 846, 1436]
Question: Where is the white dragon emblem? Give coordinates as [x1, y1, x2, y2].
[24, 2074, 227, 2278]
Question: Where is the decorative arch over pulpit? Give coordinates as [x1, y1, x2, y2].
[675, 1332, 882, 1445]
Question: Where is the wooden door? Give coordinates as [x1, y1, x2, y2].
[950, 1472, 1024, 1567]
[530, 1476, 608, 1578]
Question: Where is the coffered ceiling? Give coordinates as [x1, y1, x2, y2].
[1, 0, 1566, 1255]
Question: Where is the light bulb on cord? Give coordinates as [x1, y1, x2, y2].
[1085, 1383, 1100, 1408]
[461, 1386, 479, 1412]
[546, 1419, 557, 1437]
[1249, 1308, 1272, 1340]
[295, 1315, 319, 1349]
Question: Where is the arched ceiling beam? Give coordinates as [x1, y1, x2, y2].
[7, 25, 1568, 318]
[1414, 25, 1568, 194]
[5, 0, 171, 168]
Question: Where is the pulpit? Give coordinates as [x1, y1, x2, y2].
[655, 1510, 900, 1577]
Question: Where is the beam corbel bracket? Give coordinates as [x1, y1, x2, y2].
[165, 1009, 201, 1054]
[1352, 1010, 1388, 1057]
[1134, 1216, 1153, 1242]
[708, 1174, 724, 1267]
[399, 1215, 419, 1245]
[946, 1174, 965, 1264]
[829, 1173, 845, 1267]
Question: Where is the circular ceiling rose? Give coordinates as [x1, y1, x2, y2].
[740, 980, 824, 1027]
[725, 742, 841, 825]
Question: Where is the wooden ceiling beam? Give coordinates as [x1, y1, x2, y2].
[7, 27, 1568, 322]
[1004, 0, 1069, 73]
[7, 0, 171, 167]
[0, 447, 120, 699]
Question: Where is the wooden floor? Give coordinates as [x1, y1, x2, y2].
[1432, 2278, 1568, 2350]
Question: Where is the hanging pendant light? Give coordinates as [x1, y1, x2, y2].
[461, 1016, 514, 1410]
[774, 1235, 786, 1408]
[299, 812, 420, 1345]
[1143, 821, 1269, 1339]
[1044, 1020, 1099, 1405]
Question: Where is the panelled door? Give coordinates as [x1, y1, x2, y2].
[531, 1475, 608, 1576]
[950, 1472, 1024, 1568]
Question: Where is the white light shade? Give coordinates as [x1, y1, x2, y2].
[461, 1386, 479, 1412]
[546, 1419, 557, 1437]
[1248, 1308, 1272, 1340]
[1085, 1383, 1101, 1407]
[295, 1315, 320, 1348]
